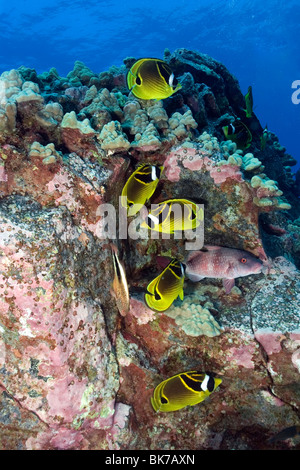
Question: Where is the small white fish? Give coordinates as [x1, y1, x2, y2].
[111, 244, 130, 316]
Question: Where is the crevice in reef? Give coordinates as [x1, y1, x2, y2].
[247, 291, 300, 420]
[0, 383, 50, 428]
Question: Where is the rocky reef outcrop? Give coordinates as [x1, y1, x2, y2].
[0, 49, 299, 450]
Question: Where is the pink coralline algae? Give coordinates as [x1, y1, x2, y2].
[209, 163, 243, 185]
[164, 146, 243, 185]
[164, 147, 210, 181]
[26, 426, 89, 450]
[128, 298, 156, 325]
[0, 206, 128, 449]
[226, 344, 256, 369]
[254, 329, 284, 355]
[1, 49, 300, 450]
[0, 167, 8, 182]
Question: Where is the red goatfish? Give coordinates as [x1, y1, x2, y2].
[111, 244, 130, 316]
[185, 245, 263, 294]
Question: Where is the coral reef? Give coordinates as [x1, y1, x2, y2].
[0, 49, 299, 450]
[97, 120, 130, 152]
[29, 141, 62, 165]
[165, 298, 222, 337]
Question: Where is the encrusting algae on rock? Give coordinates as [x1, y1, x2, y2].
[0, 48, 300, 450]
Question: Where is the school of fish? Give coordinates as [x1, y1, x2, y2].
[110, 60, 266, 413]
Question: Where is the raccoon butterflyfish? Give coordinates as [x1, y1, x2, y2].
[260, 124, 269, 150]
[126, 58, 182, 100]
[222, 119, 252, 150]
[244, 85, 253, 118]
[110, 244, 130, 317]
[151, 371, 222, 412]
[145, 258, 185, 312]
[121, 163, 163, 216]
[141, 199, 203, 234]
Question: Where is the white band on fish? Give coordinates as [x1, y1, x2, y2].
[201, 374, 210, 391]
[148, 213, 160, 225]
[151, 165, 157, 181]
[169, 73, 174, 87]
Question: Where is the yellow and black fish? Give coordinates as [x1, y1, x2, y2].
[145, 258, 185, 312]
[121, 163, 163, 216]
[260, 124, 268, 150]
[111, 243, 130, 317]
[141, 199, 203, 234]
[151, 370, 222, 412]
[222, 119, 252, 150]
[127, 58, 182, 100]
[244, 85, 253, 118]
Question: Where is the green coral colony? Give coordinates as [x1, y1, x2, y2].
[0, 51, 297, 419]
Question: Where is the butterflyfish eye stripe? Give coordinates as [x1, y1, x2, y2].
[155, 167, 162, 179]
[207, 376, 215, 392]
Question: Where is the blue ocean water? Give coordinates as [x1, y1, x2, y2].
[1, 0, 299, 170]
